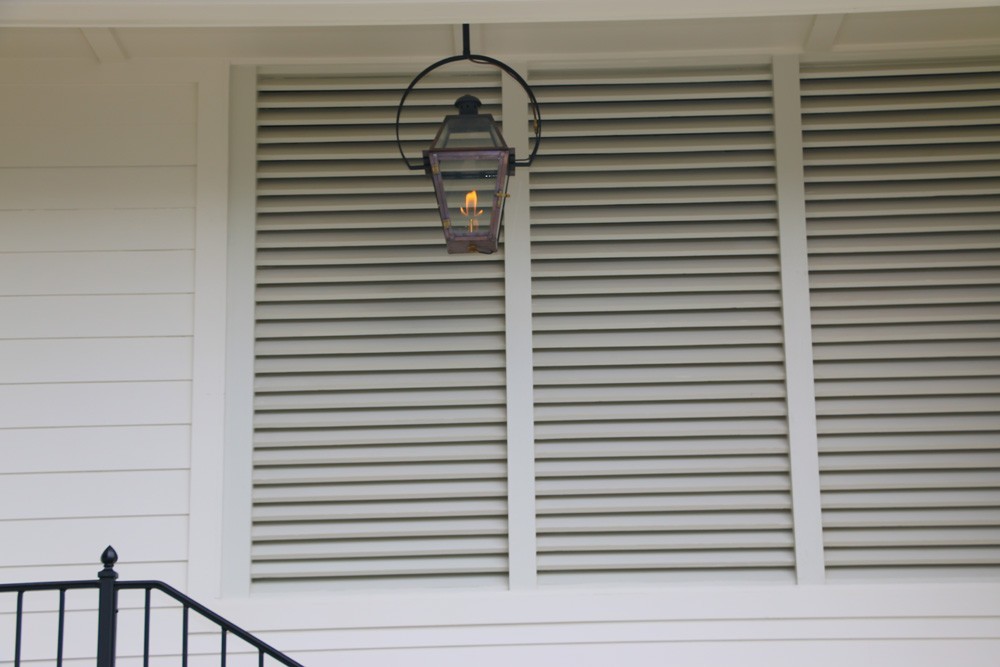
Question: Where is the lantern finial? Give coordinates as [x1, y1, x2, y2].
[455, 95, 482, 115]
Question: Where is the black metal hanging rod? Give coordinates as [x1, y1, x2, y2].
[395, 23, 542, 171]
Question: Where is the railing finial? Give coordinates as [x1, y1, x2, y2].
[100, 546, 118, 570]
[97, 546, 119, 667]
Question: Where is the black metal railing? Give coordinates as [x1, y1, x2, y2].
[0, 547, 305, 667]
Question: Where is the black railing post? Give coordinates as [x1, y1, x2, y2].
[96, 546, 119, 667]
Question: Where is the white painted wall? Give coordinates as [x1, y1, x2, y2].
[0, 58, 232, 666]
[0, 49, 998, 667]
[0, 70, 198, 586]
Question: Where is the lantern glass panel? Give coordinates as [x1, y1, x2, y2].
[432, 114, 506, 150]
[436, 153, 506, 237]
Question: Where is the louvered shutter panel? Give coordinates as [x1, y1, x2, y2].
[802, 61, 1000, 580]
[529, 66, 796, 584]
[252, 70, 510, 591]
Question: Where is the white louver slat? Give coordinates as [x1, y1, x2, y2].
[802, 60, 1000, 581]
[529, 66, 796, 585]
[252, 69, 509, 591]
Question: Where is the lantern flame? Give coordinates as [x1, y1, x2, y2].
[460, 190, 484, 231]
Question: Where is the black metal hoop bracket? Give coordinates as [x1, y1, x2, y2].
[395, 24, 542, 172]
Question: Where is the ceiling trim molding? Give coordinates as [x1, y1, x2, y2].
[2, 0, 999, 28]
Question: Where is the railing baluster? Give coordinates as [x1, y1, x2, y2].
[220, 628, 228, 667]
[259, 648, 265, 667]
[182, 604, 189, 667]
[143, 587, 152, 667]
[57, 589, 66, 667]
[14, 590, 23, 667]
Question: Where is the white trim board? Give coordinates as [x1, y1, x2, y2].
[2, 0, 998, 28]
[188, 61, 234, 599]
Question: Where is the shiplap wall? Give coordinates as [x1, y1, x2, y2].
[0, 79, 197, 586]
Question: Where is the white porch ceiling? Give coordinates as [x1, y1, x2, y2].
[1, 0, 999, 27]
[0, 2, 998, 61]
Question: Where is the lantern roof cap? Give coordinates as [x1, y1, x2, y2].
[455, 95, 482, 115]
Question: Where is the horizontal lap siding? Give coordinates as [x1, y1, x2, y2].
[252, 70, 509, 591]
[0, 81, 197, 582]
[802, 60, 1000, 581]
[529, 66, 795, 585]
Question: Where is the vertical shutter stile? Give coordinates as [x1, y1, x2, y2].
[251, 70, 509, 591]
[529, 66, 797, 584]
[803, 60, 1000, 581]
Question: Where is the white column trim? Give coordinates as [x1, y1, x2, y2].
[219, 65, 259, 598]
[502, 64, 539, 590]
[772, 54, 826, 585]
[186, 62, 232, 598]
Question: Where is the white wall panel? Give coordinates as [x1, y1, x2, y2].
[0, 381, 191, 428]
[0, 470, 189, 520]
[0, 295, 194, 338]
[1, 425, 190, 473]
[0, 73, 197, 171]
[0, 84, 197, 126]
[0, 209, 195, 252]
[0, 251, 194, 295]
[0, 166, 195, 210]
[220, 639, 1000, 667]
[0, 338, 192, 383]
[0, 67, 200, 596]
[1, 634, 997, 667]
[0, 516, 189, 567]
[0, 123, 195, 167]
[199, 580, 1000, 667]
[0, 562, 189, 588]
